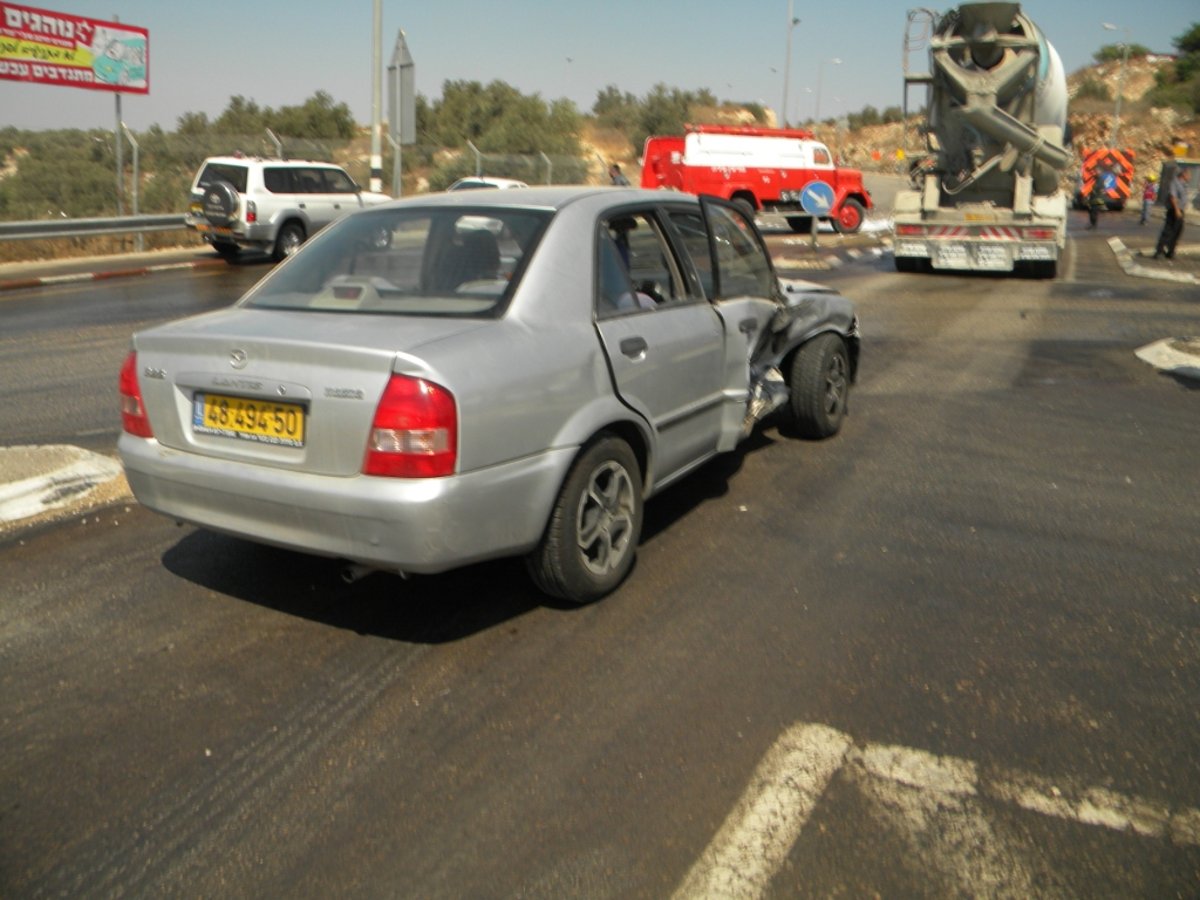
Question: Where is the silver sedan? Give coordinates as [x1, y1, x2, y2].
[119, 187, 859, 603]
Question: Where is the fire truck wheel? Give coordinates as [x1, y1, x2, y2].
[832, 199, 865, 234]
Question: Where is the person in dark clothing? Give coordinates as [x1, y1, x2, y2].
[1154, 168, 1189, 260]
[609, 164, 630, 186]
[1086, 181, 1104, 229]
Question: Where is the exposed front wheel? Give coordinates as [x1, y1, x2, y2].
[832, 198, 865, 234]
[787, 334, 850, 439]
[272, 221, 306, 261]
[527, 436, 643, 604]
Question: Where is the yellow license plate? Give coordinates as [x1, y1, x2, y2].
[193, 392, 306, 447]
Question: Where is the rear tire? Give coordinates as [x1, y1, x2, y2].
[272, 221, 306, 261]
[526, 436, 642, 604]
[787, 334, 850, 439]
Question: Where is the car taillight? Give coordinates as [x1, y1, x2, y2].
[363, 375, 457, 478]
[1023, 227, 1056, 240]
[119, 351, 154, 438]
[895, 224, 924, 236]
[245, 200, 257, 223]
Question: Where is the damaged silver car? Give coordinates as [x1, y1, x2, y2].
[119, 187, 859, 603]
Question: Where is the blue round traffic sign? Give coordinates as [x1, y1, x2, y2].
[799, 180, 836, 216]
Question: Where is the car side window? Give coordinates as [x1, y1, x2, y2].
[322, 168, 358, 193]
[595, 212, 685, 318]
[665, 211, 714, 299]
[669, 206, 773, 300]
[707, 204, 774, 298]
[263, 168, 292, 193]
[293, 168, 325, 194]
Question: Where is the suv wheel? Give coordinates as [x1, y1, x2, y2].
[202, 181, 239, 227]
[272, 222, 306, 261]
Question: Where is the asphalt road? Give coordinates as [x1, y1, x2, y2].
[2, 219, 1198, 897]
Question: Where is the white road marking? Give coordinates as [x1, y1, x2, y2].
[675, 722, 1200, 899]
[671, 723, 851, 900]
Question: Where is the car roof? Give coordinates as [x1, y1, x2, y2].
[382, 186, 699, 214]
[449, 176, 528, 189]
[200, 156, 343, 168]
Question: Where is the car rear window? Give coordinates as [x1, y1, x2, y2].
[241, 207, 552, 317]
[196, 163, 248, 193]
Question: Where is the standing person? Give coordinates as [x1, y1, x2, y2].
[1139, 175, 1157, 225]
[1153, 168, 1190, 260]
[609, 163, 630, 186]
[1086, 180, 1104, 229]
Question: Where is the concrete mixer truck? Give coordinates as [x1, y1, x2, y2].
[892, 4, 1070, 277]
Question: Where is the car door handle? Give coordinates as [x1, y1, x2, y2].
[739, 317, 758, 335]
[620, 337, 648, 359]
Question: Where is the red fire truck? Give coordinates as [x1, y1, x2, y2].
[640, 124, 873, 233]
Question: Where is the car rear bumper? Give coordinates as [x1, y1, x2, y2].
[118, 435, 575, 574]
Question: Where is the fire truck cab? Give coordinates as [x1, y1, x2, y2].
[640, 124, 873, 233]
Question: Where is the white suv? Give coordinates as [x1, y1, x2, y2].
[185, 156, 391, 262]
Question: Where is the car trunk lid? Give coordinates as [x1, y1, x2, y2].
[132, 308, 484, 477]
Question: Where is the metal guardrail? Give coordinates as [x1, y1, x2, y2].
[0, 214, 187, 242]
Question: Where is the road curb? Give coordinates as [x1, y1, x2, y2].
[0, 445, 130, 536]
[1107, 237, 1199, 285]
[1135, 337, 1200, 382]
[0, 257, 225, 293]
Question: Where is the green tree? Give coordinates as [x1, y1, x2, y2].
[214, 95, 267, 136]
[1147, 22, 1200, 111]
[593, 85, 639, 131]
[271, 91, 357, 140]
[1093, 42, 1152, 63]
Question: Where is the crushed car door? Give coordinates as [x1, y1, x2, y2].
[666, 199, 782, 451]
[594, 210, 726, 487]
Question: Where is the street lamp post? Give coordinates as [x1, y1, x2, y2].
[782, 1, 800, 128]
[815, 57, 841, 124]
[1102, 22, 1131, 145]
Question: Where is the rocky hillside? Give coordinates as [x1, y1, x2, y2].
[601, 56, 1197, 186]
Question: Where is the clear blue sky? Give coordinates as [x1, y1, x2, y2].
[1, 1, 1195, 133]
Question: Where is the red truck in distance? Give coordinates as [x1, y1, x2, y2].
[640, 124, 873, 233]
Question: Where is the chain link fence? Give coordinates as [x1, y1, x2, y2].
[0, 129, 608, 262]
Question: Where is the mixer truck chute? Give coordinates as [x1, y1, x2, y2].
[893, 3, 1070, 277]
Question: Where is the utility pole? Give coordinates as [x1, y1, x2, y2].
[370, 0, 383, 193]
[782, 1, 800, 127]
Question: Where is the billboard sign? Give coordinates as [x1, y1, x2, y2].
[0, 2, 149, 94]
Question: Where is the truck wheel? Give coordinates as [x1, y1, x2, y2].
[832, 199, 865, 234]
[787, 334, 850, 439]
[526, 436, 643, 604]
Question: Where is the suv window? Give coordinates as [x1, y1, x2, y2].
[263, 167, 294, 193]
[291, 168, 326, 193]
[321, 168, 358, 193]
[197, 163, 248, 193]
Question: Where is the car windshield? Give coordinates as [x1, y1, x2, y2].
[241, 206, 552, 317]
